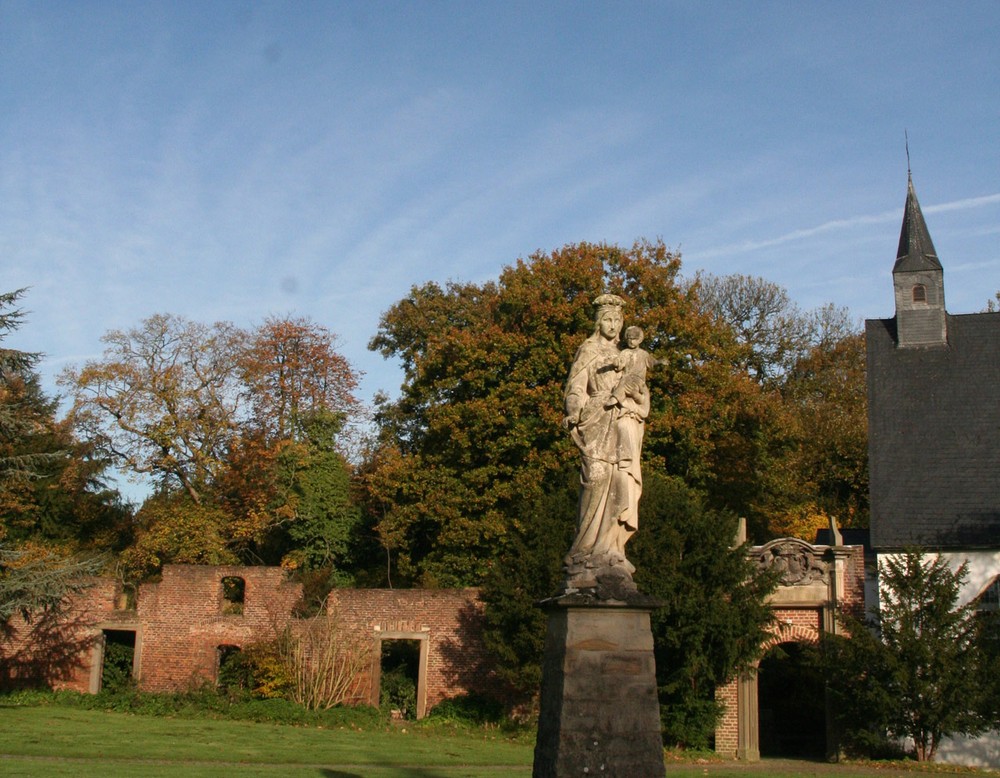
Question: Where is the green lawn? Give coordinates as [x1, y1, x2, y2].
[0, 705, 533, 777]
[0, 703, 987, 777]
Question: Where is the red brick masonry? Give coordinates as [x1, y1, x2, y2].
[0, 564, 496, 713]
[714, 543, 867, 757]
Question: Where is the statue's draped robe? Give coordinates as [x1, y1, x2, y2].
[564, 335, 650, 567]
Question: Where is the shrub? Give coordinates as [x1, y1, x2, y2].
[240, 640, 295, 700]
[100, 640, 135, 693]
[0, 688, 384, 728]
[379, 665, 416, 719]
[427, 693, 505, 725]
[825, 551, 986, 761]
[660, 696, 723, 751]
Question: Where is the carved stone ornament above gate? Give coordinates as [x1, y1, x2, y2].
[755, 538, 827, 586]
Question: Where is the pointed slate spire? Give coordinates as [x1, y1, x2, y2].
[892, 173, 946, 347]
[893, 174, 941, 273]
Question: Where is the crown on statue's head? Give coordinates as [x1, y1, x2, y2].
[593, 293, 625, 311]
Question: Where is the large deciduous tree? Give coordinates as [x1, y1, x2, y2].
[60, 314, 360, 497]
[238, 316, 361, 445]
[362, 240, 769, 587]
[60, 312, 362, 577]
[224, 319, 362, 572]
[768, 330, 868, 537]
[60, 314, 244, 505]
[362, 242, 779, 737]
[118, 492, 238, 580]
[279, 411, 361, 576]
[696, 273, 856, 386]
[218, 409, 361, 575]
[694, 274, 867, 540]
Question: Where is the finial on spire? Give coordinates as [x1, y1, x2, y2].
[905, 130, 911, 177]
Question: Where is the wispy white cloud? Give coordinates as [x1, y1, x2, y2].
[5, 2, 1000, 413]
[691, 193, 1000, 262]
[925, 193, 1000, 214]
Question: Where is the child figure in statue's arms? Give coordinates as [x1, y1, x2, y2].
[607, 326, 665, 409]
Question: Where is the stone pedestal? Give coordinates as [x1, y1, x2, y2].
[533, 597, 665, 778]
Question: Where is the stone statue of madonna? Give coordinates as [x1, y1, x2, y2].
[561, 293, 651, 597]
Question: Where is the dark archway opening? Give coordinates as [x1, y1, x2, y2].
[379, 639, 420, 720]
[758, 641, 826, 759]
[100, 629, 136, 693]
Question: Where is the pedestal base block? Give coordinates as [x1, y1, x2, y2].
[533, 600, 665, 778]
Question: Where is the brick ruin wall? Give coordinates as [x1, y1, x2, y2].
[1, 577, 117, 692]
[5, 545, 868, 737]
[328, 587, 501, 711]
[0, 564, 496, 711]
[137, 565, 303, 692]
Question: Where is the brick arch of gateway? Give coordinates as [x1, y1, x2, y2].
[715, 539, 867, 761]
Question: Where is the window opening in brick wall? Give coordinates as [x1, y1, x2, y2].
[912, 284, 927, 303]
[221, 576, 246, 615]
[100, 629, 137, 693]
[379, 639, 421, 720]
[757, 641, 826, 759]
[217, 644, 248, 693]
[114, 583, 137, 611]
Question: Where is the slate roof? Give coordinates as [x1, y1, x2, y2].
[866, 312, 1000, 550]
[893, 175, 941, 273]
[814, 527, 872, 553]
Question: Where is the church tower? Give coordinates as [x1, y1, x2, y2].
[892, 175, 947, 347]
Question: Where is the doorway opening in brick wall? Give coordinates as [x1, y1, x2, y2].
[758, 641, 826, 759]
[377, 635, 427, 720]
[99, 629, 137, 693]
[216, 644, 246, 694]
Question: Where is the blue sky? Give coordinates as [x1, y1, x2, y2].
[3, 1, 999, 412]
